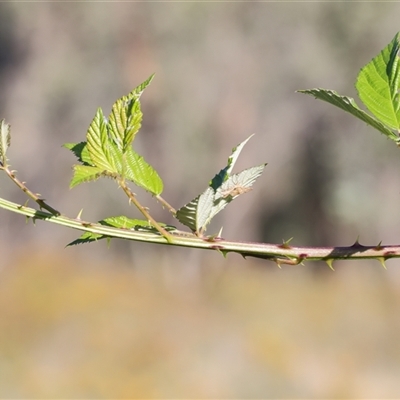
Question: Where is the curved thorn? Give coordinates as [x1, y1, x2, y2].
[377, 257, 387, 269]
[351, 236, 361, 247]
[325, 258, 335, 271]
[76, 209, 83, 220]
[280, 237, 293, 249]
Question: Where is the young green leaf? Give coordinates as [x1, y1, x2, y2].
[127, 73, 155, 99]
[0, 119, 11, 166]
[108, 97, 142, 153]
[67, 214, 174, 246]
[108, 99, 126, 151]
[102, 215, 150, 229]
[108, 74, 154, 153]
[66, 75, 162, 195]
[123, 100, 142, 152]
[102, 215, 174, 231]
[210, 134, 254, 190]
[67, 231, 105, 246]
[123, 147, 163, 195]
[86, 108, 118, 172]
[64, 142, 93, 165]
[298, 89, 399, 142]
[69, 165, 108, 188]
[356, 32, 400, 131]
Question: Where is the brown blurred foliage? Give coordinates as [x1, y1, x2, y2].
[1, 3, 400, 397]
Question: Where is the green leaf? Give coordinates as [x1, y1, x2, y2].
[0, 119, 10, 165]
[66, 75, 161, 195]
[123, 100, 142, 152]
[124, 147, 163, 195]
[128, 73, 155, 99]
[101, 215, 175, 232]
[108, 98, 142, 153]
[102, 215, 154, 229]
[69, 165, 106, 188]
[67, 231, 104, 246]
[108, 99, 125, 151]
[298, 89, 399, 142]
[210, 134, 254, 190]
[86, 108, 118, 172]
[356, 32, 400, 131]
[67, 213, 174, 246]
[108, 74, 154, 153]
[63, 142, 93, 165]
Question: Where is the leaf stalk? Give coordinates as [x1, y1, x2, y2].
[117, 178, 174, 243]
[0, 164, 60, 216]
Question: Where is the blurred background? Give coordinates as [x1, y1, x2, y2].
[1, 1, 400, 398]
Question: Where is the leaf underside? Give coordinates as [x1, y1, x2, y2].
[176, 135, 266, 235]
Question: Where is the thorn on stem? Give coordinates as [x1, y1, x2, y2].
[351, 236, 361, 247]
[325, 258, 335, 271]
[279, 237, 293, 249]
[377, 257, 387, 269]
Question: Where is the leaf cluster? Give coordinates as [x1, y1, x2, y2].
[64, 74, 163, 195]
[62, 75, 266, 243]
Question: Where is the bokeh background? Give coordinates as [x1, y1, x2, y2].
[1, 1, 400, 398]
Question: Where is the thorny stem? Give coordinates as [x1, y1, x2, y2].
[117, 178, 174, 243]
[0, 160, 398, 267]
[0, 196, 399, 268]
[0, 164, 60, 216]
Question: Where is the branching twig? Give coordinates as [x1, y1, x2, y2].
[117, 178, 174, 243]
